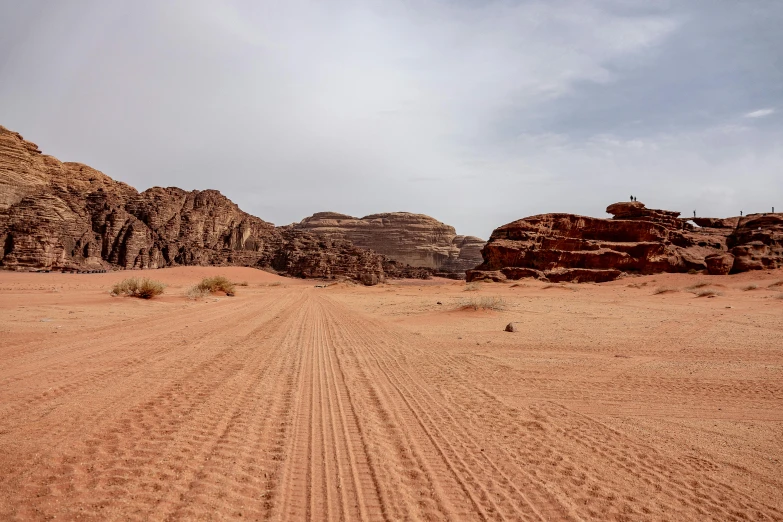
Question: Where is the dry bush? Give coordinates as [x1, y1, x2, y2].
[543, 284, 574, 290]
[768, 280, 783, 288]
[653, 286, 678, 295]
[185, 285, 210, 300]
[464, 282, 481, 291]
[627, 282, 648, 288]
[695, 289, 722, 297]
[460, 296, 507, 311]
[742, 284, 758, 291]
[686, 281, 711, 290]
[687, 268, 701, 275]
[196, 276, 236, 296]
[237, 281, 249, 287]
[110, 277, 165, 299]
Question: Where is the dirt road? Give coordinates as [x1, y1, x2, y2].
[1, 268, 781, 520]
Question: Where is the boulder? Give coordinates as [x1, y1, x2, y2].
[705, 253, 734, 275]
[465, 270, 507, 283]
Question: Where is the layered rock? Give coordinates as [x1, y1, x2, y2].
[0, 125, 429, 284]
[468, 202, 740, 283]
[292, 211, 483, 278]
[727, 213, 783, 272]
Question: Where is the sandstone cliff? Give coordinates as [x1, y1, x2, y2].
[467, 201, 780, 283]
[0, 125, 429, 284]
[292, 211, 484, 277]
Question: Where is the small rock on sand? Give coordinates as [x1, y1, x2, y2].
[505, 322, 517, 332]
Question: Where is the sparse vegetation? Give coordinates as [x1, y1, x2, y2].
[110, 278, 165, 299]
[268, 281, 283, 287]
[543, 284, 574, 291]
[237, 281, 249, 287]
[196, 275, 236, 296]
[695, 289, 722, 297]
[627, 282, 648, 288]
[687, 269, 701, 275]
[185, 285, 210, 300]
[686, 281, 711, 290]
[464, 282, 481, 291]
[768, 280, 783, 288]
[742, 284, 758, 291]
[460, 296, 507, 311]
[653, 286, 678, 295]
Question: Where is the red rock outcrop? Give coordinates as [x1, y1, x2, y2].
[0, 125, 429, 285]
[292, 211, 483, 278]
[727, 213, 783, 272]
[468, 202, 740, 283]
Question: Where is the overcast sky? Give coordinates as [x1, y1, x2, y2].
[1, 0, 781, 238]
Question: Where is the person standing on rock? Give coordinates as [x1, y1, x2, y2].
[630, 195, 634, 201]
[693, 210, 696, 218]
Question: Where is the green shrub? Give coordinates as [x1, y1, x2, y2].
[110, 278, 165, 299]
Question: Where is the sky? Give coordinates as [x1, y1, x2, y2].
[1, 0, 781, 238]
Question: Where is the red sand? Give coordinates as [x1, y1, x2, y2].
[1, 267, 781, 520]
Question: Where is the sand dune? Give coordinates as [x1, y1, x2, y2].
[1, 267, 781, 520]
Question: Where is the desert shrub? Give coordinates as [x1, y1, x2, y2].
[695, 289, 722, 297]
[237, 281, 249, 287]
[687, 269, 701, 275]
[196, 275, 236, 296]
[185, 285, 210, 300]
[268, 282, 282, 287]
[768, 280, 783, 288]
[742, 284, 758, 291]
[464, 282, 481, 291]
[686, 281, 710, 290]
[110, 277, 165, 299]
[460, 296, 506, 311]
[653, 286, 678, 295]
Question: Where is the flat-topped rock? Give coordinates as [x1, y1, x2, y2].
[293, 211, 483, 277]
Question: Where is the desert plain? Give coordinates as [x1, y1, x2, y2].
[0, 267, 782, 521]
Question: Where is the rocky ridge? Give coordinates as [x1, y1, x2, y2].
[468, 201, 782, 283]
[292, 211, 483, 278]
[0, 125, 430, 284]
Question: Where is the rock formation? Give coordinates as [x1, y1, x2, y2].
[467, 201, 781, 283]
[727, 213, 783, 272]
[292, 211, 484, 278]
[0, 125, 429, 284]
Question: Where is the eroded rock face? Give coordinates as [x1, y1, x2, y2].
[0, 125, 280, 271]
[469, 202, 738, 283]
[0, 125, 430, 284]
[727, 214, 783, 272]
[292, 211, 483, 277]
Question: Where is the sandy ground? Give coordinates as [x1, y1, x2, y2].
[0, 266, 781, 521]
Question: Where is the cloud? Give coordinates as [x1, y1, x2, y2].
[745, 108, 775, 118]
[0, 1, 781, 238]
